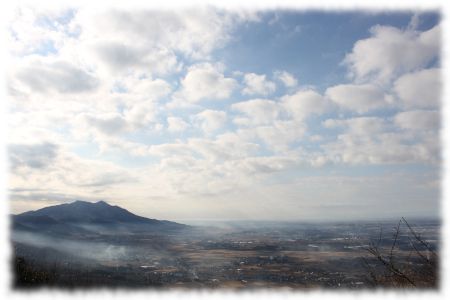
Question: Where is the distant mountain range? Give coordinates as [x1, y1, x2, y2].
[12, 200, 187, 235]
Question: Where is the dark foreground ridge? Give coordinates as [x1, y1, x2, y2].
[12, 200, 187, 234]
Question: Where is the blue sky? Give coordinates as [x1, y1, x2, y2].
[7, 7, 441, 221]
[218, 11, 440, 89]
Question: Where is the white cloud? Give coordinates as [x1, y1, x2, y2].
[321, 114, 439, 165]
[72, 8, 258, 77]
[85, 113, 128, 136]
[322, 133, 436, 165]
[7, 7, 78, 57]
[394, 110, 440, 131]
[187, 136, 258, 162]
[9, 143, 136, 202]
[14, 57, 99, 94]
[123, 100, 159, 129]
[237, 120, 306, 153]
[91, 41, 179, 75]
[83, 8, 235, 59]
[394, 68, 441, 109]
[6, 8, 441, 220]
[325, 84, 390, 113]
[323, 116, 389, 136]
[344, 23, 440, 83]
[9, 142, 59, 170]
[242, 73, 276, 96]
[274, 70, 298, 88]
[146, 132, 260, 163]
[211, 132, 260, 159]
[231, 93, 324, 151]
[167, 117, 189, 133]
[121, 77, 172, 101]
[282, 89, 328, 120]
[147, 143, 193, 158]
[229, 156, 298, 175]
[193, 109, 227, 134]
[232, 99, 282, 126]
[177, 63, 237, 103]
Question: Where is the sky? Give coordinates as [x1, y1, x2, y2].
[5, 7, 442, 222]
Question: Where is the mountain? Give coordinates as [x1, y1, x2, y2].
[12, 200, 187, 235]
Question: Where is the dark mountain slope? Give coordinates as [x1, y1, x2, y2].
[12, 200, 186, 234]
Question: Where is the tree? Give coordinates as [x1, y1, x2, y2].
[362, 218, 438, 288]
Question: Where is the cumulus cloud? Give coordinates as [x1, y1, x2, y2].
[8, 7, 78, 57]
[231, 92, 325, 151]
[232, 99, 282, 126]
[321, 115, 439, 165]
[323, 116, 389, 135]
[325, 84, 390, 113]
[343, 22, 440, 83]
[177, 63, 237, 103]
[394, 110, 440, 131]
[148, 132, 259, 164]
[123, 100, 159, 129]
[230, 156, 298, 175]
[80, 8, 238, 59]
[394, 68, 441, 109]
[237, 120, 306, 153]
[274, 70, 298, 88]
[9, 147, 136, 206]
[9, 142, 59, 170]
[147, 143, 193, 158]
[167, 117, 189, 133]
[85, 113, 128, 136]
[73, 8, 258, 77]
[242, 73, 276, 96]
[14, 58, 99, 94]
[193, 109, 228, 134]
[323, 135, 405, 165]
[187, 136, 258, 162]
[6, 8, 441, 220]
[282, 89, 328, 120]
[120, 77, 172, 101]
[92, 41, 179, 75]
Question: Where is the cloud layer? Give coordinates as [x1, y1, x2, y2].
[7, 8, 441, 221]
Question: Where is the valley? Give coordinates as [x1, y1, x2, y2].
[11, 202, 439, 289]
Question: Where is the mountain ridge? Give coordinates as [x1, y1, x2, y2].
[12, 200, 187, 234]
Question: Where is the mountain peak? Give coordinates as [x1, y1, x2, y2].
[95, 200, 110, 206]
[73, 200, 91, 205]
[13, 200, 187, 236]
[71, 200, 111, 207]
[15, 200, 186, 230]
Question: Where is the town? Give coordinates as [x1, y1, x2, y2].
[12, 219, 439, 289]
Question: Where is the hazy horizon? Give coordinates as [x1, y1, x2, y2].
[7, 8, 441, 221]
[11, 199, 442, 225]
